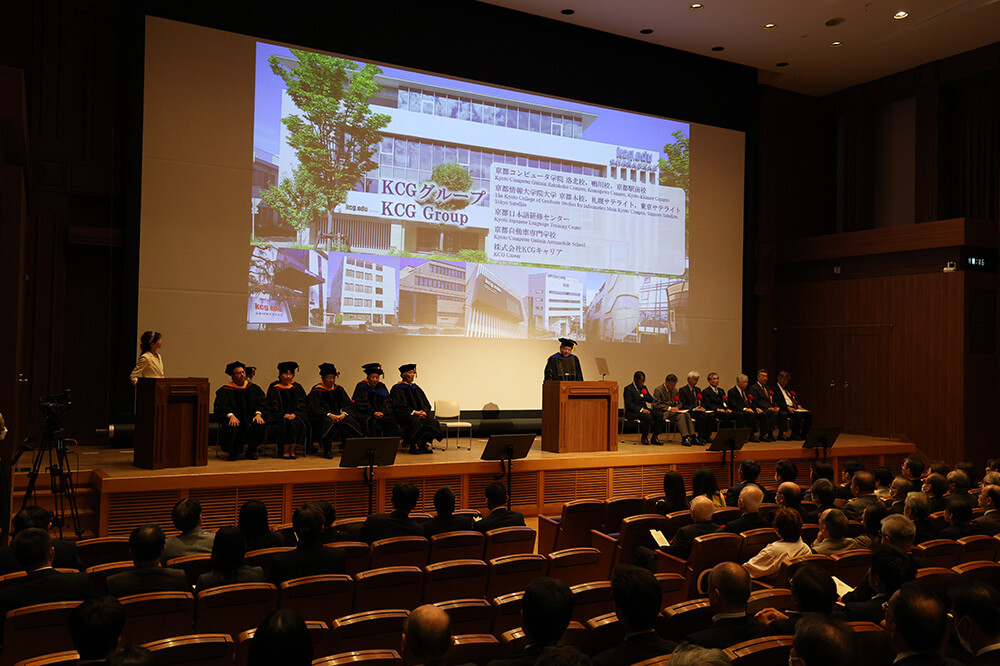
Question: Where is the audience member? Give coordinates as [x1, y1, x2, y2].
[162, 498, 214, 561]
[923, 473, 948, 514]
[928, 462, 951, 477]
[69, 595, 125, 665]
[669, 643, 731, 666]
[887, 476, 914, 514]
[902, 456, 925, 483]
[106, 525, 189, 598]
[722, 485, 768, 534]
[743, 508, 810, 579]
[475, 481, 526, 533]
[842, 544, 916, 623]
[248, 609, 313, 666]
[873, 467, 893, 502]
[271, 504, 345, 584]
[881, 514, 918, 556]
[903, 492, 935, 544]
[885, 583, 959, 666]
[940, 496, 975, 540]
[837, 461, 866, 501]
[957, 461, 977, 482]
[313, 500, 349, 544]
[772, 481, 806, 522]
[951, 582, 1000, 665]
[789, 615, 860, 666]
[359, 482, 424, 543]
[803, 462, 834, 503]
[853, 503, 889, 549]
[238, 499, 285, 550]
[982, 472, 1000, 488]
[756, 564, 839, 635]
[404, 604, 451, 666]
[691, 468, 725, 508]
[661, 496, 720, 560]
[811, 508, 856, 555]
[842, 471, 879, 521]
[423, 486, 474, 538]
[948, 470, 978, 512]
[724, 459, 764, 507]
[0, 506, 84, 574]
[687, 562, 764, 649]
[655, 471, 687, 516]
[593, 565, 677, 666]
[196, 525, 266, 591]
[107, 647, 155, 666]
[972, 485, 1000, 536]
[488, 577, 575, 666]
[535, 645, 592, 666]
[805, 479, 837, 523]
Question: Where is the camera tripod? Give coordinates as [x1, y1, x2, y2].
[11, 423, 83, 540]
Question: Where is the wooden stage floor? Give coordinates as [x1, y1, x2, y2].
[45, 433, 915, 537]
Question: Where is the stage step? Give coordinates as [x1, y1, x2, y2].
[10, 485, 100, 540]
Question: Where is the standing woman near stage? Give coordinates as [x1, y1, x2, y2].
[129, 331, 164, 385]
[544, 338, 583, 381]
[351, 363, 398, 437]
[307, 363, 363, 459]
[266, 361, 307, 460]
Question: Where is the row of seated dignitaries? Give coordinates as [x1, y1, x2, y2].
[623, 368, 813, 447]
[212, 360, 444, 461]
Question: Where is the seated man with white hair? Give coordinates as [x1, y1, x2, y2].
[722, 485, 769, 534]
[678, 370, 715, 445]
[662, 496, 721, 560]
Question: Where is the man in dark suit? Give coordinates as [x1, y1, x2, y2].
[746, 369, 780, 441]
[359, 482, 424, 544]
[687, 562, 765, 649]
[662, 496, 720, 560]
[947, 470, 979, 512]
[0, 506, 84, 574]
[403, 604, 452, 666]
[678, 371, 715, 445]
[0, 528, 93, 641]
[271, 504, 346, 584]
[106, 525, 189, 598]
[886, 584, 965, 666]
[69, 595, 126, 666]
[951, 582, 1000, 665]
[475, 481, 526, 533]
[724, 459, 765, 507]
[423, 487, 474, 538]
[623, 370, 664, 446]
[722, 485, 768, 534]
[805, 479, 838, 524]
[837, 461, 867, 501]
[789, 616, 861, 666]
[922, 473, 949, 514]
[727, 374, 766, 442]
[770, 482, 808, 524]
[593, 565, 677, 666]
[702, 372, 736, 429]
[972, 485, 1000, 536]
[843, 544, 916, 623]
[842, 471, 881, 521]
[940, 497, 975, 540]
[774, 371, 812, 440]
[487, 577, 577, 666]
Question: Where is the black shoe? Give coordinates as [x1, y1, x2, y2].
[681, 437, 693, 447]
[226, 453, 240, 462]
[408, 443, 420, 455]
[246, 451, 258, 460]
[748, 435, 760, 443]
[641, 436, 650, 446]
[651, 437, 663, 446]
[762, 434, 774, 442]
[420, 443, 433, 454]
[777, 434, 791, 442]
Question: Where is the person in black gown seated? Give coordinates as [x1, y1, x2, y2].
[351, 362, 398, 437]
[544, 337, 583, 381]
[307, 363, 363, 459]
[390, 363, 443, 455]
[266, 361, 308, 459]
[214, 361, 266, 461]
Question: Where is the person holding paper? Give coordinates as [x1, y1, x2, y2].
[307, 363, 364, 459]
[652, 374, 697, 447]
[775, 371, 812, 440]
[678, 371, 715, 445]
[543, 337, 583, 381]
[624, 370, 663, 446]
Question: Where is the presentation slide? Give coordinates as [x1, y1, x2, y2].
[139, 18, 745, 410]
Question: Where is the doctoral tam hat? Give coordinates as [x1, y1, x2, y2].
[225, 361, 246, 377]
[558, 338, 577, 347]
[362, 363, 384, 376]
[318, 363, 338, 377]
[399, 363, 417, 374]
[277, 361, 298, 373]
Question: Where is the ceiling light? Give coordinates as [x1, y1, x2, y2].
[560, 8, 575, 15]
[893, 10, 909, 19]
[764, 23, 776, 29]
[690, 3, 703, 9]
[639, 28, 654, 34]
[830, 41, 843, 47]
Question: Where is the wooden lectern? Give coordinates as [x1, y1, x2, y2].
[542, 380, 618, 453]
[135, 377, 210, 469]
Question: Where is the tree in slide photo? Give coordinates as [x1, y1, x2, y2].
[263, 49, 390, 245]
[659, 129, 689, 209]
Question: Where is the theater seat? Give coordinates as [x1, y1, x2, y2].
[86, 560, 133, 595]
[570, 580, 614, 623]
[435, 598, 494, 636]
[957, 535, 998, 563]
[655, 573, 687, 608]
[11, 650, 79, 666]
[846, 621, 892, 666]
[913, 539, 961, 569]
[604, 497, 645, 534]
[499, 622, 587, 659]
[328, 610, 408, 654]
[279, 575, 354, 622]
[194, 582, 279, 638]
[234, 621, 329, 666]
[315, 649, 403, 666]
[661, 510, 694, 540]
[656, 532, 742, 598]
[914, 567, 959, 602]
[831, 549, 872, 588]
[952, 561, 1000, 589]
[659, 599, 712, 642]
[773, 554, 835, 587]
[446, 634, 501, 666]
[490, 592, 523, 637]
[483, 527, 536, 560]
[546, 548, 605, 588]
[119, 591, 196, 645]
[353, 566, 424, 613]
[423, 559, 488, 603]
[369, 536, 430, 569]
[737, 528, 779, 562]
[428, 531, 485, 564]
[585, 612, 625, 656]
[336, 542, 371, 576]
[724, 636, 793, 666]
[486, 554, 547, 599]
[166, 554, 214, 587]
[538, 500, 605, 555]
[747, 588, 793, 616]
[76, 536, 130, 569]
[141, 633, 235, 666]
[245, 546, 293, 580]
[2, 601, 81, 665]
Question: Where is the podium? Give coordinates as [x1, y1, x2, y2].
[135, 377, 210, 469]
[542, 380, 618, 453]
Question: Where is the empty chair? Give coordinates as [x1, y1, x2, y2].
[483, 527, 536, 560]
[604, 497, 645, 534]
[546, 548, 605, 588]
[328, 610, 408, 653]
[86, 561, 133, 595]
[490, 592, 523, 637]
[593, 514, 673, 571]
[912, 539, 961, 569]
[436, 599, 494, 636]
[2, 601, 81, 665]
[76, 537, 130, 569]
[434, 399, 473, 451]
[737, 528, 779, 562]
[194, 582, 279, 638]
[245, 546, 293, 580]
[712, 507, 741, 526]
[585, 612, 625, 657]
[166, 554, 214, 587]
[369, 536, 430, 569]
[952, 561, 1000, 589]
[354, 566, 424, 613]
[570, 580, 614, 623]
[486, 554, 547, 599]
[337, 542, 371, 576]
[957, 534, 998, 563]
[538, 500, 605, 555]
[914, 567, 959, 602]
[314, 649, 403, 666]
[724, 636, 793, 666]
[445, 634, 500, 666]
[428, 532, 485, 564]
[11, 650, 79, 666]
[655, 573, 687, 608]
[747, 588, 794, 616]
[831, 549, 872, 589]
[847, 621, 893, 666]
[119, 591, 196, 646]
[279, 575, 354, 622]
[659, 599, 712, 643]
[141, 634, 235, 666]
[423, 559, 488, 603]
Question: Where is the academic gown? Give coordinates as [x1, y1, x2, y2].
[307, 384, 364, 449]
[351, 380, 399, 437]
[544, 353, 583, 381]
[213, 381, 266, 457]
[266, 381, 308, 447]
[389, 381, 443, 446]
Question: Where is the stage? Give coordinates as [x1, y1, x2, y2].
[22, 433, 916, 537]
